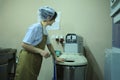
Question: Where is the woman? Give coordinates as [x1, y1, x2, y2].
[14, 6, 64, 80]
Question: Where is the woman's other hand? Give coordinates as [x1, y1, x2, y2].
[40, 50, 50, 58]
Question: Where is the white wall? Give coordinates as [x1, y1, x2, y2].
[0, 0, 112, 80]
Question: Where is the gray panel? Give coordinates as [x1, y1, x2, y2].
[56, 65, 87, 80]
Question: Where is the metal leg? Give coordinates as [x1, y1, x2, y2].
[53, 60, 57, 80]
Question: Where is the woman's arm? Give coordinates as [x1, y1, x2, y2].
[47, 44, 64, 62]
[47, 44, 57, 59]
[22, 42, 50, 58]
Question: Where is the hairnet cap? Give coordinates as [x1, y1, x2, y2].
[39, 6, 56, 21]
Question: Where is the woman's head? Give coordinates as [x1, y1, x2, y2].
[39, 6, 57, 21]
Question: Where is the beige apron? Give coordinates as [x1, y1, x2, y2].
[15, 35, 47, 80]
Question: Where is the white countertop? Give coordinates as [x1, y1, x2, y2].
[57, 53, 88, 66]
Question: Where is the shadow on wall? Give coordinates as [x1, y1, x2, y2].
[84, 46, 103, 80]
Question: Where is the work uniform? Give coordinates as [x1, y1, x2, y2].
[15, 23, 50, 80]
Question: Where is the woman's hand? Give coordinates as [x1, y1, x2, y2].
[40, 50, 50, 58]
